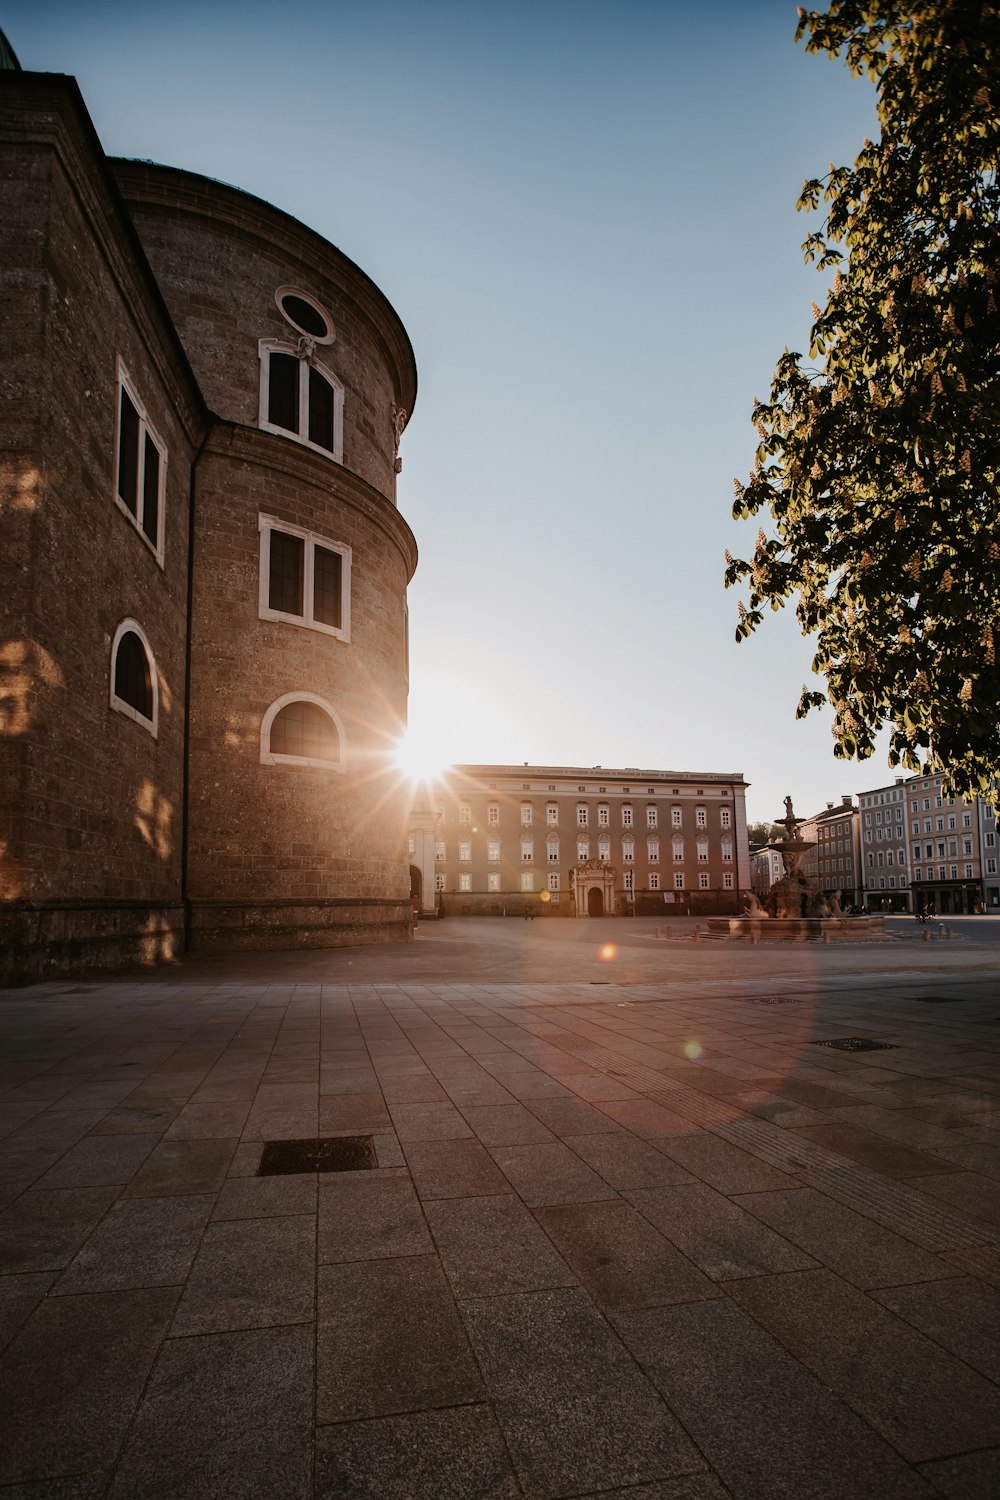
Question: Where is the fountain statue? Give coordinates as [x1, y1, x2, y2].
[707, 794, 884, 942]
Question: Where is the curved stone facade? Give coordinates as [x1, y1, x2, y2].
[0, 70, 419, 978]
[114, 163, 419, 953]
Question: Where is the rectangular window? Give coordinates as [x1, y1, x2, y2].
[696, 808, 707, 828]
[488, 872, 501, 891]
[622, 841, 634, 862]
[548, 873, 560, 891]
[965, 863, 973, 878]
[622, 806, 633, 827]
[598, 805, 610, 827]
[115, 364, 166, 561]
[696, 840, 709, 862]
[720, 808, 731, 829]
[435, 873, 446, 892]
[649, 872, 659, 890]
[435, 842, 445, 861]
[648, 839, 659, 863]
[521, 872, 534, 892]
[598, 837, 610, 860]
[487, 840, 500, 862]
[699, 873, 709, 889]
[624, 870, 633, 891]
[577, 839, 589, 861]
[673, 842, 684, 862]
[521, 839, 533, 863]
[577, 806, 589, 827]
[259, 515, 350, 640]
[459, 804, 471, 825]
[646, 807, 657, 828]
[674, 873, 684, 889]
[459, 841, 471, 862]
[488, 805, 499, 825]
[547, 840, 559, 862]
[521, 805, 533, 826]
[721, 841, 733, 862]
[723, 872, 734, 889]
[671, 807, 682, 828]
[459, 873, 471, 892]
[546, 804, 558, 825]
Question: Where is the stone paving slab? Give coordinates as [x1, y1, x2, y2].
[1, 919, 1000, 1497]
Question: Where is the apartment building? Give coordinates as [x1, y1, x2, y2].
[798, 797, 862, 908]
[860, 772, 989, 914]
[412, 764, 750, 917]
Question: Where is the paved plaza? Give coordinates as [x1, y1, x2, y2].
[1, 917, 999, 1499]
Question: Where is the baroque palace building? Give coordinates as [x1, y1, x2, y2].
[410, 765, 751, 918]
[1, 51, 418, 979]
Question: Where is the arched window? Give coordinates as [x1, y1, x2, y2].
[260, 693, 344, 771]
[110, 620, 158, 735]
[258, 340, 344, 460]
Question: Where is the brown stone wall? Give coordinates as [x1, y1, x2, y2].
[113, 163, 417, 504]
[0, 80, 203, 977]
[184, 426, 416, 944]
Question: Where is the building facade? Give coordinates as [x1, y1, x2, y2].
[411, 765, 751, 918]
[1, 63, 418, 979]
[858, 772, 992, 914]
[798, 797, 862, 909]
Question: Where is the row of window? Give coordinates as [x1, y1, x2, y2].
[469, 804, 731, 830]
[109, 622, 344, 769]
[435, 838, 731, 863]
[437, 872, 736, 893]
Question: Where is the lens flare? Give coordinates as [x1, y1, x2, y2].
[683, 1039, 703, 1061]
[599, 943, 617, 962]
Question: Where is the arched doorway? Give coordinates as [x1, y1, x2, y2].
[587, 886, 604, 917]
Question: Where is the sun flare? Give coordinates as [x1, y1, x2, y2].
[392, 728, 450, 786]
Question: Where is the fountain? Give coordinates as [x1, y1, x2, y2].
[709, 796, 885, 941]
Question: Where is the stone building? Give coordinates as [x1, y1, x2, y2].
[1, 58, 418, 979]
[857, 771, 994, 915]
[797, 797, 861, 909]
[411, 764, 750, 918]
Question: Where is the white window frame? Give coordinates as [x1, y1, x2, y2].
[459, 804, 471, 825]
[109, 618, 159, 737]
[547, 839, 559, 862]
[521, 839, 534, 863]
[649, 872, 659, 891]
[622, 839, 634, 862]
[671, 807, 682, 828]
[674, 873, 685, 889]
[699, 872, 710, 889]
[488, 872, 501, 892]
[488, 840, 500, 863]
[459, 872, 471, 892]
[258, 514, 351, 642]
[259, 691, 345, 771]
[435, 873, 446, 892]
[723, 872, 734, 889]
[459, 841, 471, 862]
[258, 339, 344, 461]
[521, 804, 533, 826]
[546, 803, 558, 825]
[521, 872, 534, 892]
[548, 872, 560, 892]
[114, 360, 166, 565]
[622, 805, 633, 827]
[488, 804, 500, 826]
[646, 806, 657, 829]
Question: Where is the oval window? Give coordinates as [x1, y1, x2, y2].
[275, 287, 334, 343]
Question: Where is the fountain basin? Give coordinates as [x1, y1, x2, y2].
[709, 916, 886, 942]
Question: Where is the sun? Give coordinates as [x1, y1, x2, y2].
[392, 727, 450, 786]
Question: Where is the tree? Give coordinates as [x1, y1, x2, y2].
[726, 1, 1000, 800]
[747, 821, 784, 846]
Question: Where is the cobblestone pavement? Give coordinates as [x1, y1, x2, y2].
[1, 919, 999, 1498]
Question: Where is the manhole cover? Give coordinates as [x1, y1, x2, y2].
[812, 1037, 898, 1053]
[746, 996, 803, 1005]
[258, 1136, 376, 1176]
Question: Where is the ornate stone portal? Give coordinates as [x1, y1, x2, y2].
[574, 860, 617, 918]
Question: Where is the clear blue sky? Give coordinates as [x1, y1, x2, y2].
[7, 0, 889, 823]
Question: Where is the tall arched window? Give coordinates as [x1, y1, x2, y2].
[110, 620, 158, 735]
[260, 693, 345, 770]
[258, 340, 344, 461]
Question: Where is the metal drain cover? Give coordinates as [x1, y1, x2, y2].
[258, 1135, 376, 1176]
[813, 1037, 898, 1053]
